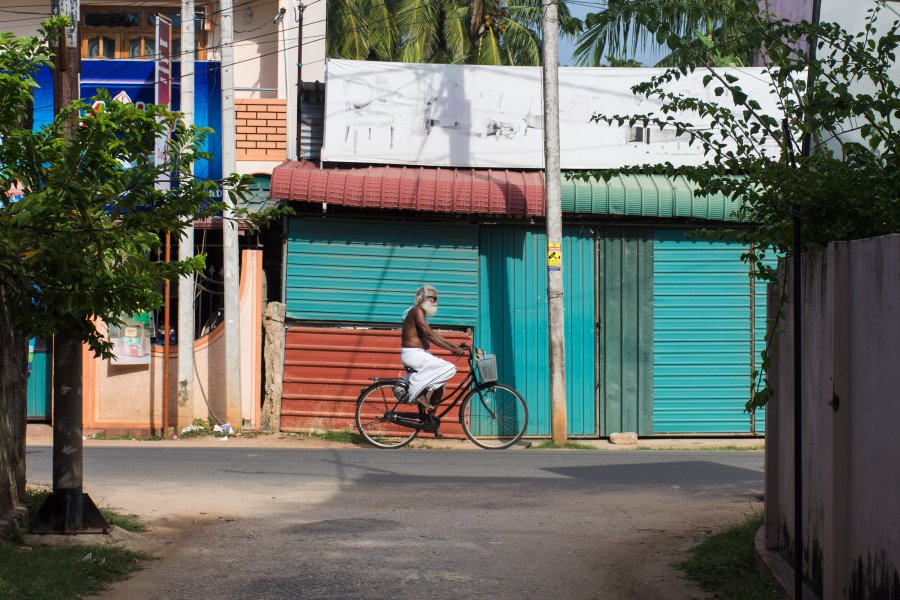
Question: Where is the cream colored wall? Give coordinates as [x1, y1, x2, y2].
[1, 0, 51, 38]
[83, 249, 264, 432]
[233, 0, 281, 99]
[300, 0, 325, 83]
[765, 234, 900, 599]
[819, 0, 900, 153]
[236, 159, 282, 176]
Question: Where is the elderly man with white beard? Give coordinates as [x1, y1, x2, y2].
[400, 285, 466, 412]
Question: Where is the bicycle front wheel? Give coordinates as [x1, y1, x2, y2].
[355, 382, 420, 449]
[460, 383, 528, 449]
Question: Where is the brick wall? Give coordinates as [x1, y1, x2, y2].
[235, 99, 287, 161]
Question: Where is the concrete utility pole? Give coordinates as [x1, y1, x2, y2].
[33, 0, 107, 533]
[295, 0, 304, 160]
[540, 0, 567, 444]
[177, 0, 196, 430]
[220, 0, 243, 427]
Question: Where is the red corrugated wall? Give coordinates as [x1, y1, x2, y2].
[282, 326, 473, 438]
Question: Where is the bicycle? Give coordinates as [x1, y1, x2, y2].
[354, 345, 528, 450]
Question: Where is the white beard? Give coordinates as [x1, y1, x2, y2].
[422, 301, 438, 317]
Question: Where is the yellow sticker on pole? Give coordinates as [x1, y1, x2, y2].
[547, 243, 561, 271]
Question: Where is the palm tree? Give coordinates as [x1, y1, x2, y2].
[327, 0, 582, 66]
[572, 0, 752, 67]
[395, 0, 582, 65]
[326, 0, 400, 61]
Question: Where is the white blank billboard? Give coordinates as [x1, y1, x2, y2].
[321, 59, 783, 169]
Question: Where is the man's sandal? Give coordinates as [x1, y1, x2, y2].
[416, 397, 436, 412]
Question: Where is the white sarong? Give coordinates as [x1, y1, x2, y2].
[400, 347, 457, 403]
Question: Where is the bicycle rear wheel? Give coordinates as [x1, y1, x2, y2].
[460, 383, 528, 449]
[355, 382, 421, 449]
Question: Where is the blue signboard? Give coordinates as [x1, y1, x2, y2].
[32, 60, 222, 181]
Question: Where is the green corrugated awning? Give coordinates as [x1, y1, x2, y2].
[561, 174, 741, 222]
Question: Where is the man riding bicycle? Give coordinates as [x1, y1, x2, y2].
[401, 285, 465, 412]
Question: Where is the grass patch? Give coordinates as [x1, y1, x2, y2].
[680, 513, 786, 599]
[0, 540, 148, 600]
[636, 444, 765, 452]
[25, 488, 148, 534]
[91, 432, 166, 441]
[529, 440, 596, 450]
[291, 430, 363, 445]
[0, 489, 150, 600]
[98, 511, 148, 533]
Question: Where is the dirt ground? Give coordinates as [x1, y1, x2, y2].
[25, 428, 765, 599]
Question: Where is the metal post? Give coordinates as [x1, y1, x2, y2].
[163, 233, 171, 435]
[791, 2, 821, 595]
[792, 203, 802, 600]
[540, 0, 567, 444]
[749, 243, 757, 435]
[177, 0, 196, 430]
[156, 14, 174, 436]
[221, 0, 243, 427]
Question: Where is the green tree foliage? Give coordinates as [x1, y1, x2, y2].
[583, 0, 900, 409]
[573, 0, 752, 67]
[0, 20, 279, 517]
[326, 0, 582, 66]
[604, 55, 643, 67]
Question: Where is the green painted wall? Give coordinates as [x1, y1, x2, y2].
[597, 227, 654, 436]
[477, 226, 596, 436]
[285, 219, 479, 326]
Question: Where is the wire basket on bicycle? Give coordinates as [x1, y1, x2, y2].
[476, 354, 498, 383]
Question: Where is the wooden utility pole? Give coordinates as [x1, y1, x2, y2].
[33, 0, 107, 533]
[177, 0, 196, 430]
[221, 0, 243, 427]
[541, 0, 567, 444]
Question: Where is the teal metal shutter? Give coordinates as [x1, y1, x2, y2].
[477, 226, 596, 436]
[652, 229, 754, 433]
[750, 253, 777, 434]
[597, 227, 654, 436]
[27, 339, 52, 420]
[285, 219, 479, 326]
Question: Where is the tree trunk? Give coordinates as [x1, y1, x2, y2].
[0, 285, 28, 522]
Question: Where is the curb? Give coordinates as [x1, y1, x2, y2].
[754, 525, 820, 600]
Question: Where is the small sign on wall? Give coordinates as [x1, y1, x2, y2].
[547, 243, 561, 272]
[110, 312, 154, 365]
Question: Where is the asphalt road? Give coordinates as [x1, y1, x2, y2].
[26, 447, 764, 600]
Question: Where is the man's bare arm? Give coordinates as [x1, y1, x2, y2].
[413, 309, 464, 355]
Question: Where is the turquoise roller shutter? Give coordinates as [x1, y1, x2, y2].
[285, 219, 479, 326]
[27, 340, 52, 420]
[652, 229, 754, 433]
[477, 226, 596, 436]
[751, 253, 777, 434]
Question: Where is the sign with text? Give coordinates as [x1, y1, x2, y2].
[322, 60, 784, 169]
[155, 14, 173, 187]
[155, 14, 173, 108]
[109, 312, 154, 366]
[547, 243, 561, 271]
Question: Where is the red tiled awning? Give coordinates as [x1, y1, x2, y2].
[270, 160, 545, 217]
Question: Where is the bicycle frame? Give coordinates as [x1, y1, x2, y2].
[368, 348, 488, 423]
